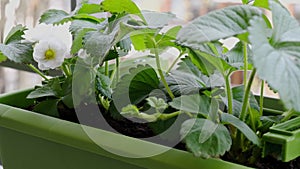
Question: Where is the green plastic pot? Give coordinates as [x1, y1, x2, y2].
[0, 89, 253, 169]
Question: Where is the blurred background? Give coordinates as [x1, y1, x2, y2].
[0, 0, 299, 96]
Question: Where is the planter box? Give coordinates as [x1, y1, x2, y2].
[0, 89, 254, 169]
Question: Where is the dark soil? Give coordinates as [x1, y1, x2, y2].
[254, 156, 300, 169]
[222, 152, 300, 169]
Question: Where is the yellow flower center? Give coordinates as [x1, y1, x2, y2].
[44, 49, 56, 60]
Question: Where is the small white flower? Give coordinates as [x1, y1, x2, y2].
[33, 38, 67, 70]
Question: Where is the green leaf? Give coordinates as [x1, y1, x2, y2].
[187, 49, 215, 76]
[242, 0, 249, 4]
[177, 5, 261, 48]
[104, 50, 119, 61]
[27, 86, 56, 99]
[120, 104, 140, 116]
[69, 20, 103, 35]
[227, 85, 259, 116]
[146, 97, 168, 113]
[101, 0, 145, 22]
[193, 49, 235, 76]
[166, 64, 224, 96]
[253, 0, 269, 9]
[96, 73, 112, 99]
[225, 41, 253, 69]
[176, 57, 224, 87]
[169, 94, 211, 117]
[0, 42, 33, 63]
[27, 78, 64, 99]
[71, 28, 95, 54]
[33, 99, 60, 117]
[180, 118, 232, 158]
[112, 64, 160, 112]
[209, 98, 219, 122]
[248, 2, 300, 112]
[72, 13, 103, 23]
[142, 11, 175, 28]
[220, 113, 261, 146]
[61, 94, 74, 109]
[259, 115, 283, 133]
[184, 43, 231, 76]
[120, 104, 158, 122]
[77, 3, 103, 14]
[0, 23, 33, 63]
[0, 55, 7, 63]
[165, 26, 182, 39]
[4, 25, 27, 44]
[118, 38, 131, 52]
[130, 29, 156, 51]
[39, 9, 70, 25]
[166, 70, 207, 96]
[72, 63, 97, 106]
[84, 31, 114, 64]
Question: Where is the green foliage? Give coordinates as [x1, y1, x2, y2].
[242, 0, 249, 4]
[146, 97, 168, 113]
[4, 25, 27, 44]
[39, 9, 70, 25]
[121, 104, 158, 122]
[96, 73, 112, 99]
[69, 20, 103, 35]
[177, 5, 262, 48]
[249, 1, 300, 112]
[253, 0, 269, 9]
[4, 0, 300, 165]
[0, 55, 7, 63]
[112, 65, 160, 109]
[180, 118, 232, 158]
[142, 11, 175, 28]
[220, 113, 261, 146]
[229, 86, 259, 116]
[100, 0, 145, 22]
[225, 42, 253, 69]
[169, 94, 211, 117]
[77, 4, 103, 14]
[0, 42, 33, 63]
[84, 31, 115, 64]
[0, 25, 33, 63]
[71, 28, 94, 54]
[33, 99, 60, 117]
[39, 9, 102, 25]
[27, 85, 57, 99]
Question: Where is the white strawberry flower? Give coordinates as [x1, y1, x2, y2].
[33, 38, 67, 70]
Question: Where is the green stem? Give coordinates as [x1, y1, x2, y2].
[225, 74, 233, 114]
[105, 61, 109, 76]
[184, 111, 194, 118]
[28, 64, 49, 81]
[115, 56, 120, 84]
[240, 69, 257, 121]
[248, 104, 256, 131]
[259, 80, 265, 116]
[243, 42, 248, 88]
[154, 46, 175, 99]
[281, 109, 294, 122]
[61, 62, 72, 78]
[166, 52, 184, 74]
[114, 46, 120, 84]
[159, 111, 181, 120]
[263, 108, 284, 115]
